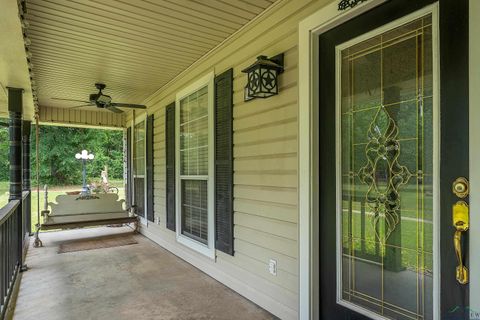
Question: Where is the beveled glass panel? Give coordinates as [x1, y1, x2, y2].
[134, 120, 145, 176]
[181, 179, 208, 244]
[339, 14, 434, 320]
[179, 85, 209, 176]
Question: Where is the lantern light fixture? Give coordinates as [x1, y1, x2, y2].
[242, 53, 284, 101]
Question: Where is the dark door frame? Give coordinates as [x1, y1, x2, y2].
[298, 0, 469, 318]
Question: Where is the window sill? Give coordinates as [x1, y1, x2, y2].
[176, 234, 215, 260]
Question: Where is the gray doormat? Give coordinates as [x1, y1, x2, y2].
[58, 234, 138, 253]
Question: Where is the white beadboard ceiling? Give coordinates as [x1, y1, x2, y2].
[24, 0, 277, 112]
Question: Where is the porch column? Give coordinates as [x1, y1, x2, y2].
[8, 87, 24, 269]
[22, 121, 31, 234]
[8, 88, 23, 200]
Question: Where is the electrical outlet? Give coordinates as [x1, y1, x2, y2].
[268, 259, 277, 276]
[156, 217, 161, 225]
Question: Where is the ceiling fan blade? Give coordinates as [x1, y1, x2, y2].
[51, 97, 91, 103]
[69, 104, 92, 109]
[106, 106, 124, 114]
[110, 102, 146, 109]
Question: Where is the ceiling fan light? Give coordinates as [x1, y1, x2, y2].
[96, 94, 112, 105]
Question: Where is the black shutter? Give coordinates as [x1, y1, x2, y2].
[146, 114, 154, 222]
[165, 102, 176, 231]
[214, 69, 234, 255]
[126, 126, 132, 209]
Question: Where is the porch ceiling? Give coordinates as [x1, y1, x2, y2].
[24, 0, 278, 112]
[0, 0, 35, 120]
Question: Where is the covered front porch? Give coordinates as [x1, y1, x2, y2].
[14, 227, 274, 320]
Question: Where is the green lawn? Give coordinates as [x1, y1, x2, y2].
[342, 184, 434, 272]
[0, 181, 10, 208]
[1, 180, 125, 232]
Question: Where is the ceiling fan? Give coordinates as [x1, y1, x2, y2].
[51, 83, 146, 113]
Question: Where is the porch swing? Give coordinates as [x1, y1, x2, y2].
[33, 117, 138, 247]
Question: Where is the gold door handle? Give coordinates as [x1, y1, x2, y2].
[453, 201, 469, 284]
[454, 230, 468, 284]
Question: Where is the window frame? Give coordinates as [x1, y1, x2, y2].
[175, 72, 215, 259]
[133, 115, 147, 179]
[132, 114, 148, 225]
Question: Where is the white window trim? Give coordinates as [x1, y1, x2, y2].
[133, 114, 148, 226]
[175, 71, 215, 259]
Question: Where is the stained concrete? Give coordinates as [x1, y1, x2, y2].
[13, 227, 276, 320]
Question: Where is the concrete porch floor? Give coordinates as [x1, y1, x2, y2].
[13, 227, 275, 320]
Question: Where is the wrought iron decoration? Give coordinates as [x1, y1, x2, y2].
[357, 106, 412, 243]
[338, 0, 368, 11]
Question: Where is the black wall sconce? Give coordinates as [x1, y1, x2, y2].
[242, 54, 284, 101]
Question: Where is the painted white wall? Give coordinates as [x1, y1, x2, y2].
[469, 0, 480, 313]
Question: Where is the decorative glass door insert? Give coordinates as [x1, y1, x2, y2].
[337, 13, 435, 320]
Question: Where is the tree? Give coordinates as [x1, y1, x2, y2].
[30, 125, 124, 186]
[0, 125, 9, 181]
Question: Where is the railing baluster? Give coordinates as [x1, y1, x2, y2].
[1, 223, 4, 303]
[0, 195, 28, 318]
[7, 218, 10, 291]
[3, 222, 5, 301]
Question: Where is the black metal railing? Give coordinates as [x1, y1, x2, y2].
[0, 190, 30, 319]
[22, 191, 31, 242]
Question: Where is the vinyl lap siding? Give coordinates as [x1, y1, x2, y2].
[148, 45, 299, 315]
[230, 45, 299, 296]
[141, 1, 336, 319]
[39, 105, 125, 128]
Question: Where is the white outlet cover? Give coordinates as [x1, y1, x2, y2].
[269, 259, 277, 276]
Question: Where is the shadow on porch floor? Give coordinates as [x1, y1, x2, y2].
[13, 227, 275, 320]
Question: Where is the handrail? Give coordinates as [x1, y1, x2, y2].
[0, 200, 20, 225]
[22, 190, 30, 200]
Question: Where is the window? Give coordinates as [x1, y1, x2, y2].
[175, 72, 215, 258]
[133, 117, 146, 220]
[134, 120, 145, 177]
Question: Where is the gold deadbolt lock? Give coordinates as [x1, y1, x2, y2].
[452, 177, 469, 198]
[453, 200, 469, 284]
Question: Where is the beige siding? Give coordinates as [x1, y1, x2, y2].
[39, 105, 125, 128]
[134, 1, 336, 319]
